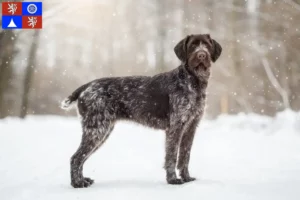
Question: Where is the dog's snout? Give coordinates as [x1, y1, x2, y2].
[197, 52, 206, 60]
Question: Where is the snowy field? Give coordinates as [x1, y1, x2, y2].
[0, 110, 300, 200]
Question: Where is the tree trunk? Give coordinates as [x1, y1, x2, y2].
[0, 30, 16, 118]
[156, 0, 166, 72]
[20, 30, 40, 118]
[0, 0, 23, 118]
[229, 0, 252, 113]
[182, 0, 189, 36]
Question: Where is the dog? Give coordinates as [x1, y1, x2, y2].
[61, 34, 222, 188]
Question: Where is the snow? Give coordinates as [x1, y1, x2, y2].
[0, 110, 300, 200]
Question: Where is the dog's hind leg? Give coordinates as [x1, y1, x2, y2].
[70, 115, 114, 188]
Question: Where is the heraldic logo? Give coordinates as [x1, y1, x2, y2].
[2, 2, 42, 29]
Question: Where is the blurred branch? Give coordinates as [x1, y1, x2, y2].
[283, 0, 300, 11]
[250, 41, 291, 109]
[261, 57, 290, 109]
[223, 4, 290, 29]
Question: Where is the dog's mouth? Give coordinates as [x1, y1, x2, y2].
[195, 62, 210, 71]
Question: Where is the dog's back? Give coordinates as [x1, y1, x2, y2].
[61, 72, 178, 129]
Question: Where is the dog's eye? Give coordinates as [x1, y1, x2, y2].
[200, 41, 207, 46]
[190, 40, 199, 49]
[191, 41, 198, 48]
[199, 41, 209, 49]
[201, 41, 211, 47]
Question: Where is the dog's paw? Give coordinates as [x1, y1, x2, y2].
[182, 176, 196, 183]
[71, 177, 94, 188]
[167, 178, 184, 185]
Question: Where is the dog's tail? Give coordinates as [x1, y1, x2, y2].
[61, 83, 90, 110]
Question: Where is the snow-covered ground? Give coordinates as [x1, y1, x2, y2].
[0, 110, 300, 200]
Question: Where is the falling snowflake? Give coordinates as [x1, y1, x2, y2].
[28, 17, 37, 28]
[8, 3, 17, 15]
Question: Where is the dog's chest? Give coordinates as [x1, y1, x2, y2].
[185, 84, 206, 116]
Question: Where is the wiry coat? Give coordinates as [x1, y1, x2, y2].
[61, 34, 222, 188]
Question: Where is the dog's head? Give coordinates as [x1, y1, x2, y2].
[174, 34, 222, 75]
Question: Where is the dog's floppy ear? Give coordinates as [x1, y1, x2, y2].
[211, 39, 222, 62]
[174, 35, 191, 62]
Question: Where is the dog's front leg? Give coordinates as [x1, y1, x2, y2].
[164, 121, 185, 185]
[177, 116, 200, 182]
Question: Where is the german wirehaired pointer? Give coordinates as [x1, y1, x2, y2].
[61, 34, 222, 188]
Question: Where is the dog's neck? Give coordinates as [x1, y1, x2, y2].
[179, 63, 210, 91]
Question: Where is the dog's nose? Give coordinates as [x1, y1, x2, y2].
[197, 52, 206, 60]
